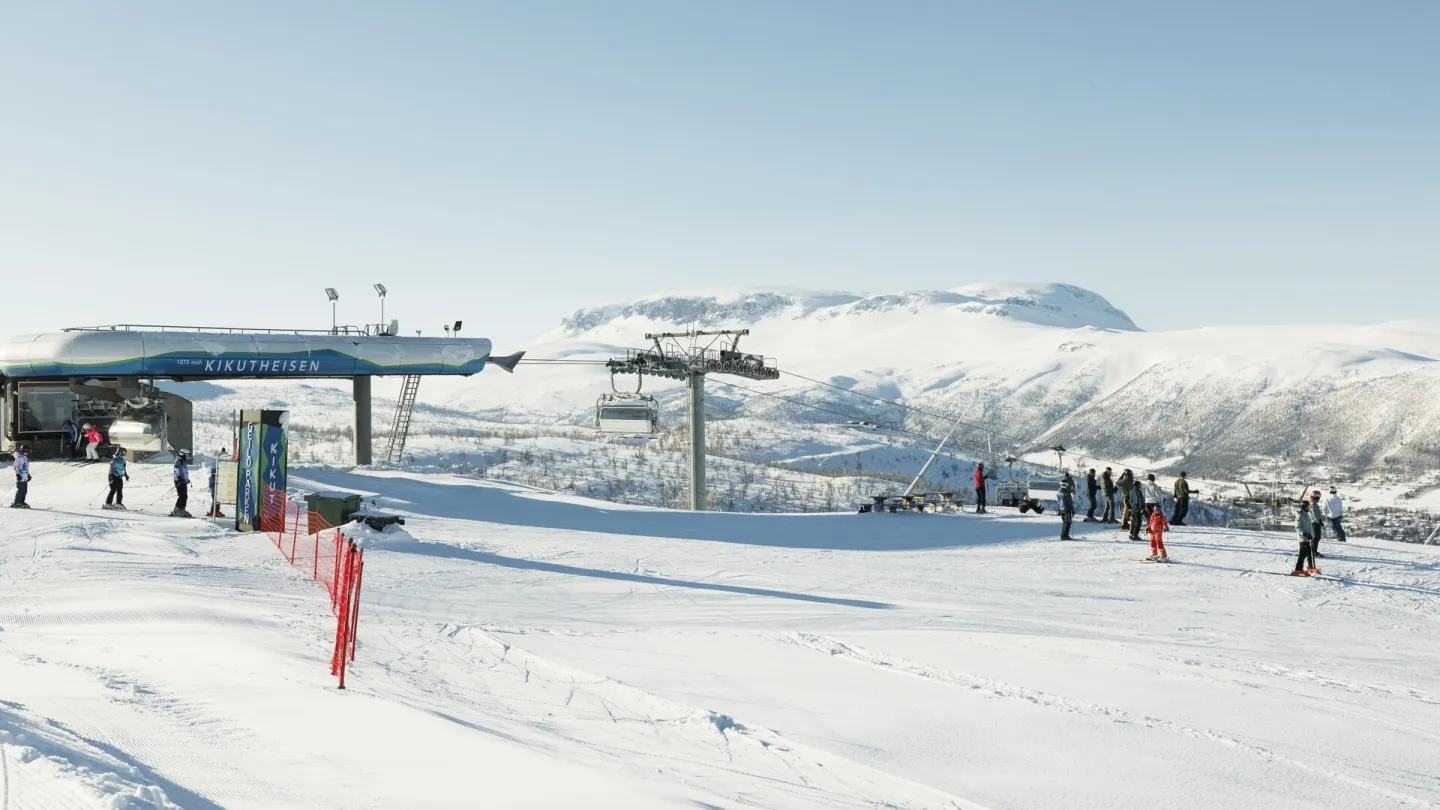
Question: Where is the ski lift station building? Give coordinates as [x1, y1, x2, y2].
[0, 325, 514, 462]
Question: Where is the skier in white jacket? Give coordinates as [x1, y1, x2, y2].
[1323, 489, 1347, 543]
[1142, 474, 1165, 513]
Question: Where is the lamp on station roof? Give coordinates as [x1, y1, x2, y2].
[374, 284, 388, 333]
[452, 320, 463, 335]
[324, 288, 339, 333]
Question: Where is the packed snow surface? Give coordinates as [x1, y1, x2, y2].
[2, 459, 1439, 808]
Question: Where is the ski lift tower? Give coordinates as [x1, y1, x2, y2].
[607, 330, 778, 511]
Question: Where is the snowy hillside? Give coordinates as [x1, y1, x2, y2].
[441, 282, 1440, 481]
[3, 459, 1439, 808]
[161, 281, 1440, 513]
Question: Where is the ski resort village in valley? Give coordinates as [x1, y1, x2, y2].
[3, 4, 1438, 809]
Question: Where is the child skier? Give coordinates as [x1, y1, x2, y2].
[207, 449, 226, 518]
[1147, 504, 1169, 561]
[105, 448, 130, 509]
[11, 445, 32, 508]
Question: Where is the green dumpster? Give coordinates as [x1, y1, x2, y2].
[306, 491, 364, 528]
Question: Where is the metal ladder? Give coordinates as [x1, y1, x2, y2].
[383, 375, 422, 465]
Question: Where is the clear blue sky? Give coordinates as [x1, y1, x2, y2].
[2, 1, 1436, 341]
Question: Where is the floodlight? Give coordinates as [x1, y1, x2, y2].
[325, 288, 339, 301]
[373, 284, 387, 297]
[453, 320, 463, 334]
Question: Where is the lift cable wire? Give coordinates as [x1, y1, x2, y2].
[706, 378, 1030, 474]
[771, 370, 1154, 477]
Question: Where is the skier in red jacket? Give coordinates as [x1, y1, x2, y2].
[1147, 505, 1170, 561]
[974, 463, 988, 513]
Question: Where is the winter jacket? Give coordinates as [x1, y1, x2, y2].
[974, 467, 985, 489]
[13, 455, 30, 482]
[1126, 485, 1144, 511]
[1173, 478, 1190, 500]
[1148, 509, 1169, 536]
[109, 457, 128, 478]
[1297, 510, 1314, 540]
[1085, 472, 1098, 497]
[1101, 470, 1115, 496]
[173, 460, 190, 484]
[65, 424, 78, 442]
[1118, 471, 1135, 494]
[1323, 494, 1343, 520]
[1143, 481, 1164, 505]
[1059, 481, 1075, 515]
[1309, 498, 1324, 525]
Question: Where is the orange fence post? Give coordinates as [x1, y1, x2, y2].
[347, 550, 363, 663]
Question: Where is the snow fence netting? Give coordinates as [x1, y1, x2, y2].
[261, 486, 364, 688]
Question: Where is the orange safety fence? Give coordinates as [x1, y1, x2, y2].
[261, 486, 365, 688]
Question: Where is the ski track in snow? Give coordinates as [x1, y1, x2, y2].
[780, 633, 1438, 808]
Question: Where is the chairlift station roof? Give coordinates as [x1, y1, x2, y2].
[0, 326, 496, 381]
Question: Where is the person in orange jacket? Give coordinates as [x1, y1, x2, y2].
[1147, 504, 1170, 561]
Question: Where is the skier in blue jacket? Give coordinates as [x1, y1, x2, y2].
[105, 448, 130, 509]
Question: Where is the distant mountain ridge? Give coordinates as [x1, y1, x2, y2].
[558, 282, 1140, 336]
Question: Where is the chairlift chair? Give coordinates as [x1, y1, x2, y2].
[596, 371, 660, 435]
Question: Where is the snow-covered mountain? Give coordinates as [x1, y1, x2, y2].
[422, 282, 1439, 482]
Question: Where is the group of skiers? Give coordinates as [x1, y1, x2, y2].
[983, 463, 1350, 572]
[61, 420, 105, 461]
[9, 442, 213, 519]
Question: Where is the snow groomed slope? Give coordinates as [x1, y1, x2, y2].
[2, 461, 1439, 808]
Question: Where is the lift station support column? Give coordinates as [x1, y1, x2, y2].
[353, 375, 372, 466]
[687, 370, 706, 511]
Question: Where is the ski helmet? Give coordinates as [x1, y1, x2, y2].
[117, 447, 127, 456]
[17, 444, 29, 454]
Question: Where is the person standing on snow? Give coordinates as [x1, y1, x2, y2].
[1126, 481, 1145, 541]
[105, 448, 130, 509]
[82, 424, 103, 461]
[1147, 504, 1170, 561]
[63, 420, 79, 459]
[1323, 489, 1347, 543]
[11, 445, 32, 508]
[207, 449, 227, 518]
[1308, 490, 1326, 556]
[1084, 469, 1099, 522]
[1118, 469, 1136, 531]
[1294, 501, 1319, 576]
[1101, 467, 1116, 523]
[974, 462, 988, 514]
[1059, 473, 1076, 540]
[1171, 472, 1192, 526]
[1142, 474, 1164, 515]
[171, 450, 192, 518]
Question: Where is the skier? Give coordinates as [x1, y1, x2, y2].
[1308, 490, 1326, 557]
[11, 445, 31, 508]
[1294, 501, 1319, 576]
[1323, 488, 1347, 543]
[171, 449, 192, 518]
[1147, 504, 1170, 561]
[973, 462, 987, 514]
[82, 423, 103, 461]
[1118, 469, 1136, 531]
[105, 448, 130, 509]
[1142, 474, 1164, 515]
[1171, 472, 1192, 526]
[63, 420, 79, 459]
[207, 449, 227, 517]
[1084, 469, 1099, 522]
[1126, 480, 1145, 541]
[1059, 473, 1076, 540]
[1100, 467, 1116, 523]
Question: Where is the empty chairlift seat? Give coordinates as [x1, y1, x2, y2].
[596, 397, 659, 434]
